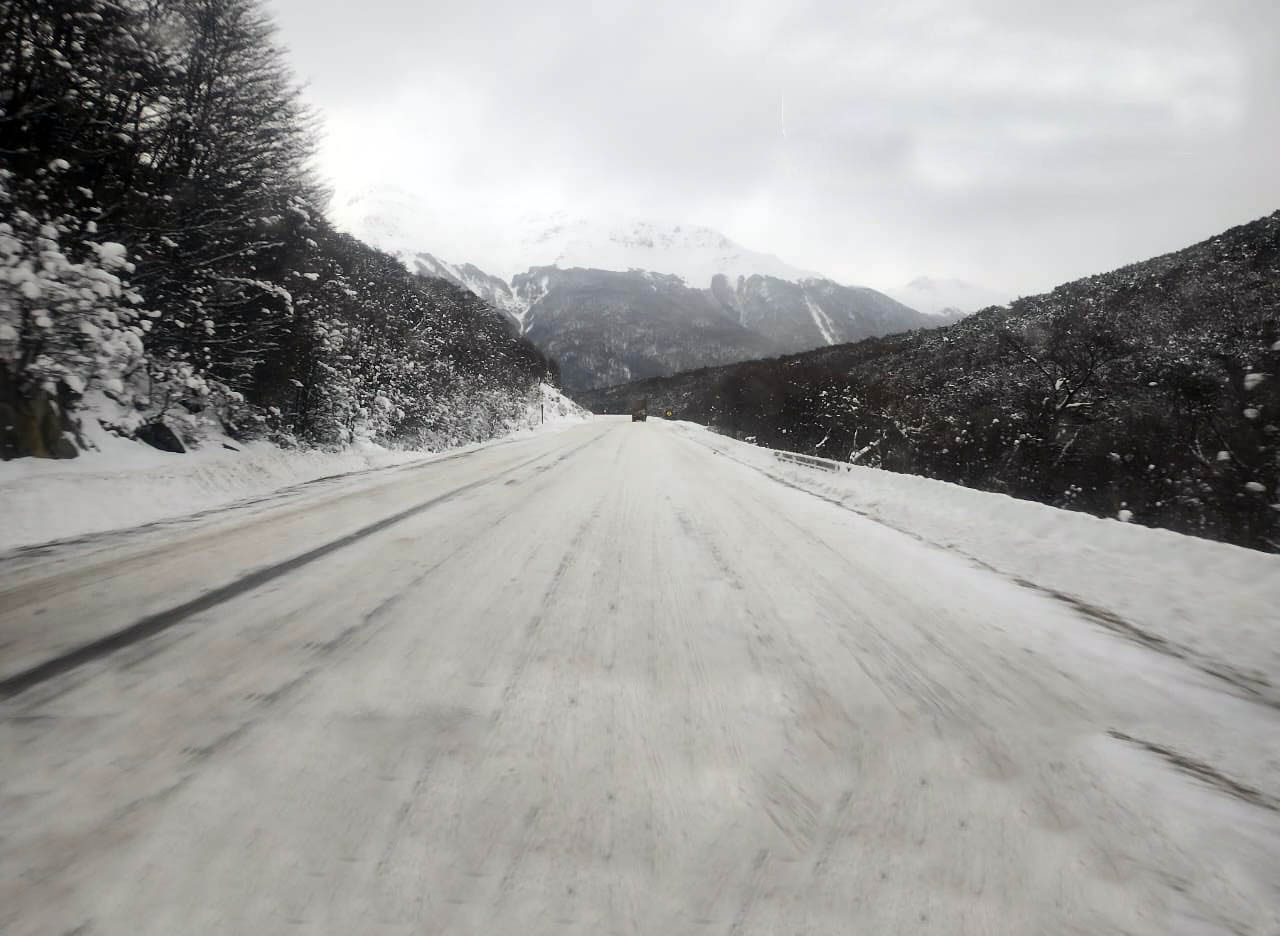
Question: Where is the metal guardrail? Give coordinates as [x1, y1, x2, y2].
[772, 450, 854, 473]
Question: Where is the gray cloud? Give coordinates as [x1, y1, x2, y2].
[267, 0, 1280, 295]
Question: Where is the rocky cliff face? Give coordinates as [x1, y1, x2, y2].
[514, 267, 774, 390]
[503, 267, 958, 389]
[711, 275, 960, 355]
[408, 252, 525, 329]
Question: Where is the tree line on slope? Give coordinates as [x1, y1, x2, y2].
[582, 213, 1280, 552]
[0, 0, 553, 460]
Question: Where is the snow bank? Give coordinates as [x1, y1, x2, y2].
[0, 434, 422, 551]
[680, 425, 1280, 693]
[0, 384, 592, 551]
[507, 383, 592, 432]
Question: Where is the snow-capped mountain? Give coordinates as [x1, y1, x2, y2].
[887, 276, 1011, 316]
[330, 186, 967, 389]
[332, 185, 818, 288]
[408, 252, 524, 321]
[496, 265, 950, 390]
[508, 214, 820, 288]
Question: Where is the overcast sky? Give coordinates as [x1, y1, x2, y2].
[267, 0, 1280, 295]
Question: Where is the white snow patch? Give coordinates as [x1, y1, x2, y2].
[0, 384, 591, 550]
[506, 383, 592, 433]
[93, 241, 130, 270]
[0, 436, 422, 551]
[803, 292, 838, 345]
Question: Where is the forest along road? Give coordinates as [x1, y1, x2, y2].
[1, 417, 1277, 935]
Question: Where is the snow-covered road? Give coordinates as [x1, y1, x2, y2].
[1, 418, 1277, 934]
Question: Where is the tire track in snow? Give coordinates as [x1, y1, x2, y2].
[680, 430, 1280, 711]
[682, 427, 1280, 711]
[1108, 730, 1280, 813]
[0, 431, 607, 701]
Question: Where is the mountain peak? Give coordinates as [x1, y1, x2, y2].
[889, 276, 1011, 315]
[330, 187, 819, 287]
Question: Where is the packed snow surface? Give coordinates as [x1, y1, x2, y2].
[1, 418, 1276, 935]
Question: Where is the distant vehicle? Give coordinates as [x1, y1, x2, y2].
[631, 397, 648, 422]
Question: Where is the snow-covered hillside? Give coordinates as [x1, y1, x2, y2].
[409, 252, 525, 321]
[332, 186, 817, 288]
[888, 276, 1012, 315]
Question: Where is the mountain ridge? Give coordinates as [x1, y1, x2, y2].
[333, 187, 989, 389]
[332, 186, 819, 287]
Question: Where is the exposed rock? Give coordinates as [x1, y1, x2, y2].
[515, 267, 773, 391]
[135, 420, 186, 454]
[0, 365, 81, 460]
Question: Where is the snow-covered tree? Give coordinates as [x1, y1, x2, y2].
[0, 168, 149, 456]
[1, 0, 553, 460]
